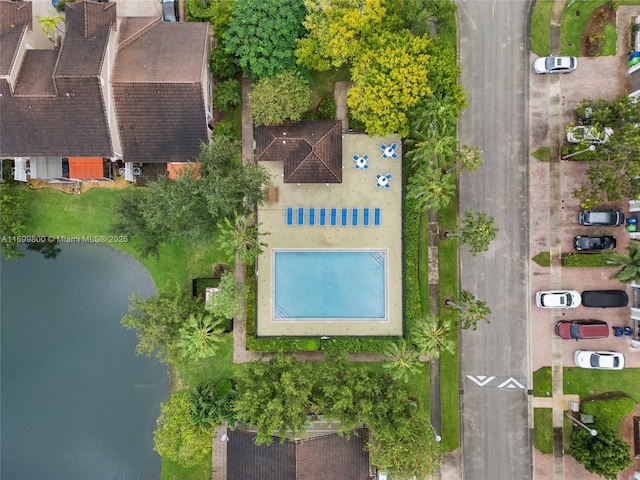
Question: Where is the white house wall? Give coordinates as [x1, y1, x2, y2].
[103, 22, 122, 156]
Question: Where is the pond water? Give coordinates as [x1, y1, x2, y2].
[1, 243, 170, 480]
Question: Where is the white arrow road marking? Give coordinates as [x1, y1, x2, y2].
[466, 375, 496, 386]
[496, 377, 525, 389]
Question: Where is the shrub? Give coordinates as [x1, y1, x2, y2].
[562, 253, 616, 268]
[582, 394, 636, 430]
[588, 33, 606, 56]
[209, 44, 241, 80]
[214, 79, 241, 111]
[213, 119, 240, 141]
[316, 96, 336, 119]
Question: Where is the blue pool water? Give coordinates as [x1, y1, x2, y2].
[273, 250, 386, 319]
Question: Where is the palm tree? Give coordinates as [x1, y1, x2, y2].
[444, 291, 491, 331]
[604, 242, 640, 284]
[444, 207, 498, 256]
[443, 145, 484, 175]
[38, 14, 65, 47]
[382, 339, 423, 383]
[406, 167, 456, 213]
[409, 314, 455, 359]
[177, 313, 225, 359]
[216, 211, 269, 264]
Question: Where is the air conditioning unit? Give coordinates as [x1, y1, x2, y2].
[132, 167, 142, 176]
[25, 168, 31, 176]
[118, 168, 126, 176]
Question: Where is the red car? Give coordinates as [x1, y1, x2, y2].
[555, 320, 609, 340]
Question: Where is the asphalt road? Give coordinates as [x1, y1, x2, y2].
[457, 0, 533, 478]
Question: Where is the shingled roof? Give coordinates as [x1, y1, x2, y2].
[112, 19, 210, 164]
[0, 0, 114, 157]
[0, 0, 31, 76]
[226, 428, 371, 480]
[255, 120, 343, 183]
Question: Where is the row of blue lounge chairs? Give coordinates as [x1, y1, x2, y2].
[286, 207, 381, 226]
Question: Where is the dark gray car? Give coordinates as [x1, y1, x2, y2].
[574, 235, 616, 251]
[581, 290, 628, 308]
[162, 0, 178, 22]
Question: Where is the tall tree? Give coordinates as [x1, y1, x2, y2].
[154, 391, 213, 467]
[347, 30, 433, 137]
[408, 313, 455, 359]
[570, 428, 632, 480]
[604, 242, 640, 284]
[121, 289, 205, 363]
[224, 0, 307, 80]
[444, 207, 498, 256]
[382, 339, 423, 383]
[406, 167, 456, 213]
[247, 70, 311, 126]
[205, 271, 247, 320]
[216, 212, 268, 264]
[444, 290, 491, 331]
[176, 313, 225, 360]
[189, 380, 237, 429]
[443, 145, 484, 175]
[38, 14, 64, 45]
[296, 0, 389, 70]
[233, 353, 318, 444]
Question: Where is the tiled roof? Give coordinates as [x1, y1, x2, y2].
[255, 121, 343, 183]
[0, 76, 113, 157]
[0, 1, 114, 157]
[112, 83, 206, 163]
[113, 20, 208, 83]
[112, 19, 210, 164]
[226, 428, 371, 480]
[56, 0, 116, 77]
[0, 0, 32, 76]
[13, 50, 58, 96]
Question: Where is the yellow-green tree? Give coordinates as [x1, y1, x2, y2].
[347, 30, 432, 136]
[296, 0, 389, 70]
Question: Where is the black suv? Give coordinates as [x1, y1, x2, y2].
[574, 235, 616, 251]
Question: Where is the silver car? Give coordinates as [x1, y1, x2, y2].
[566, 126, 613, 144]
[533, 56, 577, 74]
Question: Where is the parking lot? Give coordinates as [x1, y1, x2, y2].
[530, 6, 640, 479]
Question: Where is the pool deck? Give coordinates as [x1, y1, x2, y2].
[255, 132, 404, 336]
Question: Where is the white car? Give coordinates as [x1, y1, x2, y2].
[574, 350, 625, 370]
[535, 290, 581, 309]
[533, 56, 577, 74]
[566, 125, 613, 144]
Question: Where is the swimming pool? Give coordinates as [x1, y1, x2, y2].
[273, 250, 387, 320]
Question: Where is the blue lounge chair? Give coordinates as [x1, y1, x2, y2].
[374, 208, 381, 226]
[309, 208, 315, 226]
[363, 208, 370, 226]
[320, 208, 327, 226]
[298, 207, 304, 225]
[352, 208, 358, 226]
[341, 208, 348, 226]
[286, 207, 293, 226]
[330, 208, 337, 226]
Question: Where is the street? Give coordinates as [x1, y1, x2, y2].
[457, 0, 533, 478]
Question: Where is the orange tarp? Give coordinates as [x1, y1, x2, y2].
[68, 157, 103, 178]
[167, 162, 200, 179]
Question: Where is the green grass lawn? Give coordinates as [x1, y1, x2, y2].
[309, 65, 351, 109]
[530, 0, 554, 56]
[534, 367, 640, 402]
[534, 408, 574, 453]
[438, 190, 460, 452]
[560, 0, 613, 56]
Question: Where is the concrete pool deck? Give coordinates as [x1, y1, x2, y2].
[255, 132, 404, 336]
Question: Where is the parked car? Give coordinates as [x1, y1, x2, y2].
[536, 290, 581, 309]
[162, 0, 178, 21]
[574, 235, 616, 251]
[566, 126, 613, 144]
[574, 350, 625, 370]
[578, 210, 625, 226]
[581, 290, 628, 308]
[554, 320, 609, 340]
[533, 56, 577, 74]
